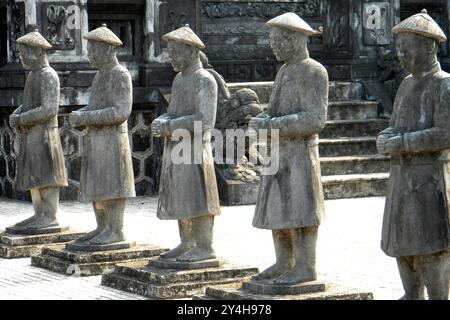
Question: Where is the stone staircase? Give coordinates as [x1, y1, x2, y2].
[228, 81, 390, 200]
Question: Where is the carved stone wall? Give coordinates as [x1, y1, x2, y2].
[201, 0, 324, 82]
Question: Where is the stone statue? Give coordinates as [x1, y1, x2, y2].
[376, 9, 450, 300]
[9, 30, 68, 230]
[199, 52, 264, 183]
[69, 24, 136, 246]
[248, 13, 328, 285]
[151, 25, 221, 262]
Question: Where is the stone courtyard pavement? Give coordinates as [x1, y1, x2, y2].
[0, 196, 404, 300]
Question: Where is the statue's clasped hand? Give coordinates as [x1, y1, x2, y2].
[151, 120, 164, 138]
[377, 133, 403, 155]
[249, 116, 269, 131]
[9, 114, 21, 129]
[69, 111, 82, 128]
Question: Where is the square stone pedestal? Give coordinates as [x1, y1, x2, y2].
[0, 226, 85, 259]
[31, 243, 168, 277]
[101, 257, 259, 299]
[216, 168, 260, 206]
[195, 279, 374, 300]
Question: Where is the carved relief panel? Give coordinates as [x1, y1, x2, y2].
[42, 2, 76, 50]
[201, 0, 324, 82]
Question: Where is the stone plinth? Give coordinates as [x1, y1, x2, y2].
[242, 279, 328, 296]
[195, 282, 374, 300]
[31, 244, 168, 277]
[216, 168, 260, 206]
[101, 258, 259, 299]
[0, 229, 85, 259]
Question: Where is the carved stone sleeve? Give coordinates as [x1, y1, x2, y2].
[77, 69, 133, 126]
[19, 69, 60, 126]
[403, 77, 450, 153]
[168, 75, 218, 134]
[270, 65, 329, 138]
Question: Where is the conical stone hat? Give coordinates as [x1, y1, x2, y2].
[392, 9, 447, 43]
[162, 25, 205, 49]
[83, 24, 123, 46]
[16, 29, 52, 49]
[266, 12, 320, 36]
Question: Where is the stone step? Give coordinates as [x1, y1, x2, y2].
[113, 261, 258, 285]
[320, 155, 389, 176]
[101, 272, 244, 300]
[321, 119, 389, 138]
[322, 173, 389, 199]
[319, 137, 378, 157]
[194, 283, 373, 300]
[228, 81, 365, 103]
[328, 101, 379, 120]
[259, 100, 379, 121]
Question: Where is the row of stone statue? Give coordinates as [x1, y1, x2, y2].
[5, 10, 449, 299]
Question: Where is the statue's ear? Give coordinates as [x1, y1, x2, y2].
[428, 39, 438, 55]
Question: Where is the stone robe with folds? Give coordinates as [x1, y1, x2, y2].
[253, 55, 328, 230]
[75, 62, 135, 203]
[155, 63, 221, 220]
[13, 66, 68, 192]
[380, 63, 450, 257]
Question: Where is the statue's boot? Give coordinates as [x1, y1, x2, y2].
[27, 187, 60, 229]
[75, 201, 107, 243]
[14, 188, 44, 227]
[89, 199, 127, 245]
[177, 216, 216, 262]
[273, 226, 318, 285]
[252, 229, 294, 281]
[161, 219, 194, 259]
[397, 256, 426, 300]
[422, 251, 449, 300]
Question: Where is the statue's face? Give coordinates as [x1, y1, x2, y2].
[396, 33, 436, 74]
[167, 40, 197, 72]
[87, 40, 113, 69]
[19, 45, 42, 70]
[269, 28, 306, 62]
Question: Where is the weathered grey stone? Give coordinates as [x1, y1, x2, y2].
[0, 230, 84, 259]
[9, 30, 68, 232]
[319, 137, 379, 157]
[327, 101, 379, 120]
[320, 155, 390, 176]
[65, 241, 137, 252]
[6, 225, 69, 235]
[151, 25, 220, 262]
[101, 260, 259, 299]
[322, 173, 389, 199]
[31, 244, 168, 276]
[149, 257, 224, 270]
[195, 283, 373, 300]
[377, 11, 450, 300]
[248, 13, 327, 286]
[215, 168, 260, 206]
[242, 279, 328, 295]
[68, 24, 136, 247]
[321, 119, 389, 138]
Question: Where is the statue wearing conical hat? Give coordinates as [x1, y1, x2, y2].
[68, 24, 136, 246]
[9, 30, 68, 230]
[151, 25, 221, 262]
[248, 12, 328, 285]
[377, 9, 450, 300]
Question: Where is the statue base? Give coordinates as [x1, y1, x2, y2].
[216, 168, 259, 206]
[101, 257, 259, 299]
[194, 281, 374, 300]
[30, 244, 168, 277]
[0, 228, 85, 259]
